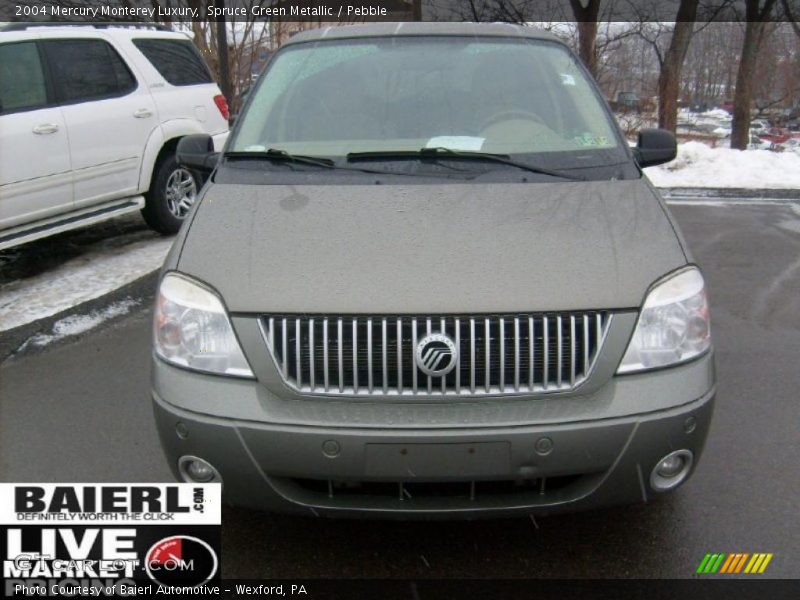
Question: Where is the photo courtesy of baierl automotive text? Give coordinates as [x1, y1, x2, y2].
[1, 0, 799, 596]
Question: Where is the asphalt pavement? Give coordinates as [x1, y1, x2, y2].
[1, 199, 799, 578]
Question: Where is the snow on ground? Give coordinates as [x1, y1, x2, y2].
[646, 141, 800, 189]
[697, 108, 731, 120]
[0, 238, 172, 332]
[19, 299, 141, 349]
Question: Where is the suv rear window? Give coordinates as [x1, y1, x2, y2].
[0, 42, 48, 114]
[43, 39, 136, 104]
[133, 39, 212, 86]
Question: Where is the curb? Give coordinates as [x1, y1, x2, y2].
[658, 187, 800, 200]
[0, 270, 159, 363]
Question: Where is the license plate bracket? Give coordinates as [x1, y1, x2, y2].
[364, 442, 511, 479]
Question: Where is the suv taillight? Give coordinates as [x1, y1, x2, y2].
[213, 94, 230, 121]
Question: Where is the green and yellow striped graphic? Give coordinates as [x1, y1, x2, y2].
[697, 552, 773, 574]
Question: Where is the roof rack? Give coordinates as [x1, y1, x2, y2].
[1, 22, 172, 32]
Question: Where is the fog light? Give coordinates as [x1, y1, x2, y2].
[650, 449, 693, 492]
[178, 456, 221, 483]
[656, 455, 685, 477]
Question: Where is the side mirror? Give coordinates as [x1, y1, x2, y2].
[176, 134, 219, 173]
[634, 128, 677, 168]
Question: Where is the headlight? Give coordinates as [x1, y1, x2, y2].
[618, 267, 711, 374]
[154, 273, 253, 378]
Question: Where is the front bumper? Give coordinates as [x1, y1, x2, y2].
[151, 352, 715, 519]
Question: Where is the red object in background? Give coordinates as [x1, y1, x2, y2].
[213, 94, 230, 121]
[761, 128, 790, 144]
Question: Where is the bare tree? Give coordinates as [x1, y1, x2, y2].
[423, 0, 539, 23]
[632, 1, 740, 131]
[730, 0, 779, 149]
[656, 1, 700, 131]
[681, 22, 744, 105]
[750, 22, 800, 119]
[568, 0, 602, 77]
[779, 0, 800, 39]
[428, 0, 631, 82]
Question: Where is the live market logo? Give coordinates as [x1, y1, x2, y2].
[0, 484, 221, 596]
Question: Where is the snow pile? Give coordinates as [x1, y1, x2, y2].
[21, 299, 141, 348]
[701, 108, 732, 120]
[0, 238, 172, 332]
[645, 141, 800, 189]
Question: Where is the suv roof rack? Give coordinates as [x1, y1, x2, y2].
[0, 22, 172, 32]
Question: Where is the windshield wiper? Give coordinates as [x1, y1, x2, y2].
[223, 148, 458, 178]
[347, 147, 584, 181]
[224, 149, 336, 168]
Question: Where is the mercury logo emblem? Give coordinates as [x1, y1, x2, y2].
[415, 333, 458, 377]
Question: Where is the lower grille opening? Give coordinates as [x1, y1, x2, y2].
[289, 475, 584, 501]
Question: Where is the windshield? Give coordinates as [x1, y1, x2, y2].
[231, 36, 624, 169]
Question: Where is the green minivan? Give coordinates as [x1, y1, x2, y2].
[151, 22, 714, 518]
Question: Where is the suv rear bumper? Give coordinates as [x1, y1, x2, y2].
[211, 131, 229, 152]
[151, 363, 714, 519]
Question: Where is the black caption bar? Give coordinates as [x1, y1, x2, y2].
[3, 0, 800, 23]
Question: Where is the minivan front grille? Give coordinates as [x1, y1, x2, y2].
[261, 312, 611, 397]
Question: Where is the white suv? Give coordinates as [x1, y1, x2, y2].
[0, 23, 229, 249]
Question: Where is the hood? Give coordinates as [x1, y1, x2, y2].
[176, 179, 686, 313]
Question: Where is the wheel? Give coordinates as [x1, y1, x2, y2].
[142, 154, 200, 235]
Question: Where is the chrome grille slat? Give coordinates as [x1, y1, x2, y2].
[323, 318, 329, 391]
[499, 317, 506, 390]
[264, 312, 611, 397]
[281, 317, 288, 378]
[412, 317, 418, 394]
[528, 317, 535, 389]
[570, 315, 577, 387]
[513, 317, 520, 392]
[295, 318, 302, 388]
[308, 318, 315, 389]
[583, 314, 590, 375]
[426, 318, 432, 394]
[352, 318, 359, 393]
[542, 316, 549, 389]
[455, 317, 461, 394]
[556, 315, 563, 387]
[396, 318, 403, 394]
[469, 318, 476, 393]
[440, 318, 447, 393]
[338, 318, 344, 393]
[367, 318, 374, 393]
[268, 317, 275, 364]
[381, 319, 388, 394]
[484, 318, 491, 393]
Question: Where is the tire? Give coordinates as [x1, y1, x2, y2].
[142, 154, 200, 235]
